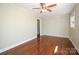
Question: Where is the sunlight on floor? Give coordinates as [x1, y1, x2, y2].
[54, 45, 58, 53]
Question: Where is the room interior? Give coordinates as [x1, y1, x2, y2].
[0, 3, 79, 55]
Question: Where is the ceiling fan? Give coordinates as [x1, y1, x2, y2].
[32, 3, 57, 13]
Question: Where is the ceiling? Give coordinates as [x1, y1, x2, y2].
[18, 3, 76, 18]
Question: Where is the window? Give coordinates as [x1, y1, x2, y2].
[70, 11, 75, 28]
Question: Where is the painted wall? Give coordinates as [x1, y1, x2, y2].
[0, 3, 72, 53]
[42, 15, 69, 38]
[69, 4, 79, 53]
[0, 4, 41, 51]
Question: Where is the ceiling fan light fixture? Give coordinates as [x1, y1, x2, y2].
[41, 9, 47, 12]
[32, 3, 57, 13]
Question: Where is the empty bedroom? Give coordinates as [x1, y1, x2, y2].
[0, 3, 79, 55]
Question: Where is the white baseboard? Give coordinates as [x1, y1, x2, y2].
[69, 39, 79, 54]
[42, 34, 69, 38]
[0, 36, 36, 53]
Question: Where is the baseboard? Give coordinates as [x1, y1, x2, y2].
[0, 36, 36, 53]
[69, 39, 79, 54]
[42, 34, 69, 38]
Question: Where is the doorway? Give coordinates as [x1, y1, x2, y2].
[37, 19, 40, 38]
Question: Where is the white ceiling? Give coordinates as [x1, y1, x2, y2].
[18, 3, 76, 18]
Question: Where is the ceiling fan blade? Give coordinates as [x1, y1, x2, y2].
[40, 3, 45, 8]
[32, 8, 40, 9]
[47, 4, 56, 8]
[47, 9, 52, 12]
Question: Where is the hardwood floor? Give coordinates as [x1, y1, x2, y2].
[0, 35, 78, 55]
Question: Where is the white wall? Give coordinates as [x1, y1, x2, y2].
[69, 4, 79, 53]
[0, 4, 40, 51]
[42, 15, 69, 38]
[0, 3, 71, 53]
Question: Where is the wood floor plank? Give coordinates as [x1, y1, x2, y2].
[0, 35, 78, 55]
